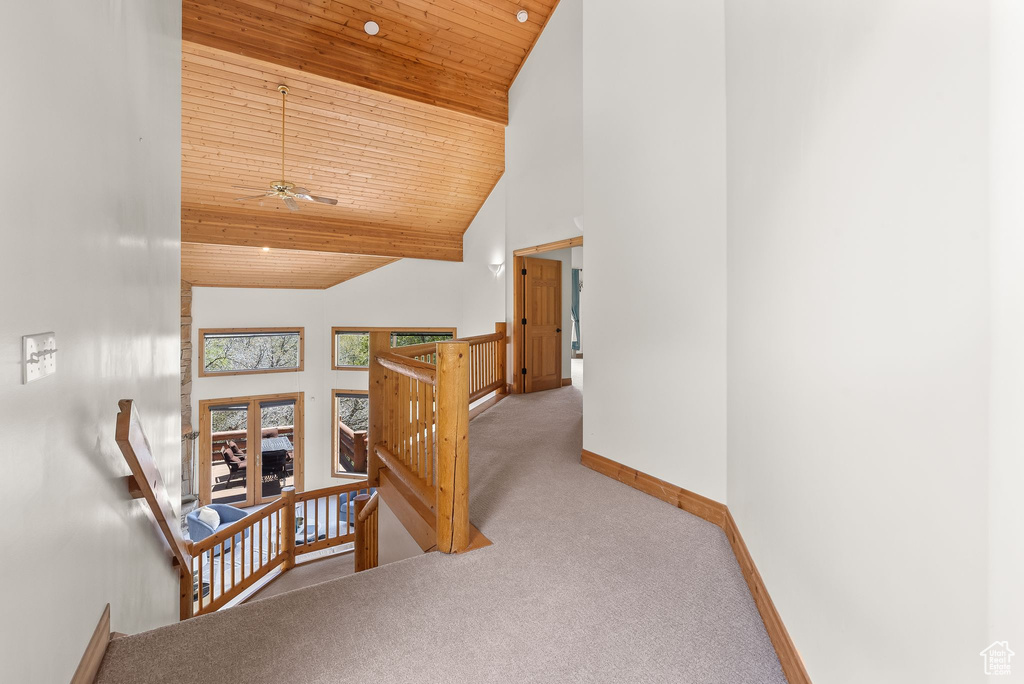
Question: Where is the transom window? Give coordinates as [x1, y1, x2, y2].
[199, 328, 304, 377]
[331, 327, 456, 369]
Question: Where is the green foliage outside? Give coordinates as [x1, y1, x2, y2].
[336, 395, 369, 432]
[334, 331, 453, 367]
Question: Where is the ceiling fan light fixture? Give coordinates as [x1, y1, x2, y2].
[516, 9, 528, 22]
[364, 20, 380, 35]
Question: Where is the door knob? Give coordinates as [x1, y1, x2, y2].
[556, 328, 561, 333]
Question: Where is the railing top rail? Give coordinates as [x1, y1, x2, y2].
[376, 352, 437, 385]
[188, 496, 286, 555]
[294, 479, 369, 501]
[356, 492, 379, 523]
[391, 341, 438, 357]
[115, 399, 192, 570]
[459, 331, 504, 345]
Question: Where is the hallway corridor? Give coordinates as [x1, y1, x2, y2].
[97, 385, 784, 683]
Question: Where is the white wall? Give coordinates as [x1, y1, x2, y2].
[0, 1, 181, 680]
[504, 0, 583, 376]
[989, 0, 1024, 660]
[192, 182, 506, 494]
[725, 2, 989, 682]
[582, 0, 728, 501]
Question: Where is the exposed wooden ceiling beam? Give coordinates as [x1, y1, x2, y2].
[182, 204, 464, 261]
[182, 242, 398, 289]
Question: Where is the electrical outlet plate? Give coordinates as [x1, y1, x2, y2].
[23, 332, 56, 384]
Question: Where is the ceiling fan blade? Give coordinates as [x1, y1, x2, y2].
[310, 195, 339, 205]
[283, 196, 300, 212]
[291, 187, 309, 195]
[234, 193, 271, 201]
[293, 192, 314, 202]
[233, 185, 272, 192]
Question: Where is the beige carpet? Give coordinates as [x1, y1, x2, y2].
[246, 551, 355, 603]
[97, 386, 786, 683]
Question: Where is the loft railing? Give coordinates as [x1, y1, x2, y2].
[368, 323, 505, 553]
[184, 481, 374, 617]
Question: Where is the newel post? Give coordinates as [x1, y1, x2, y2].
[281, 486, 296, 571]
[354, 493, 371, 572]
[495, 321, 508, 396]
[367, 330, 390, 486]
[435, 341, 470, 553]
[179, 565, 194, 621]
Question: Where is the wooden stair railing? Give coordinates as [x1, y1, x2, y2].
[354, 492, 379, 572]
[115, 400, 375, 622]
[369, 324, 505, 554]
[114, 400, 195, 619]
[185, 481, 372, 618]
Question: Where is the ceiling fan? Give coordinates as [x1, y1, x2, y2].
[234, 85, 338, 211]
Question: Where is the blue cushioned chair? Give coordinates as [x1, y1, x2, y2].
[186, 504, 250, 556]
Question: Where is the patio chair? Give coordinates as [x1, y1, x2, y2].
[220, 447, 247, 485]
[186, 504, 250, 557]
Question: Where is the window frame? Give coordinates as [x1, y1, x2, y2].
[198, 327, 305, 378]
[331, 388, 371, 480]
[330, 326, 457, 370]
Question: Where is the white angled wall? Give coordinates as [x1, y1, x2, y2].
[725, 1, 989, 682]
[582, 0, 728, 501]
[989, 0, 1024, 661]
[0, 1, 182, 681]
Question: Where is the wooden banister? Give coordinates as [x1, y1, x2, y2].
[376, 352, 437, 385]
[70, 603, 110, 684]
[114, 400, 191, 570]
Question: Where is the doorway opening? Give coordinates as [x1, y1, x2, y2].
[198, 392, 305, 507]
[512, 236, 582, 394]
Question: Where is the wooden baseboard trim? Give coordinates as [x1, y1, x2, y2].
[71, 603, 111, 684]
[581, 449, 727, 527]
[561, 378, 572, 387]
[580, 449, 811, 684]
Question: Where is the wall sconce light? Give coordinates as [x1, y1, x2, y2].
[489, 262, 504, 277]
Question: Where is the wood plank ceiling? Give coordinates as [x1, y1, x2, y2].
[182, 0, 559, 289]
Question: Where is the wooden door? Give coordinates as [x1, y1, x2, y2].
[523, 257, 562, 392]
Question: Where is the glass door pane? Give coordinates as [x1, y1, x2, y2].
[259, 399, 295, 501]
[209, 403, 250, 506]
[335, 392, 369, 475]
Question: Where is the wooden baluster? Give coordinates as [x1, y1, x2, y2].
[196, 553, 204, 614]
[282, 486, 296, 570]
[368, 330, 389, 486]
[435, 341, 470, 553]
[410, 376, 420, 477]
[496, 322, 507, 395]
[314, 495, 319, 546]
[219, 542, 225, 599]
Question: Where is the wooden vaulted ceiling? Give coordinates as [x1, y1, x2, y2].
[182, 0, 559, 289]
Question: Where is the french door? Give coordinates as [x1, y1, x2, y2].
[198, 392, 305, 507]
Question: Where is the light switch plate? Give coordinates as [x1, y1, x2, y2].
[23, 332, 57, 384]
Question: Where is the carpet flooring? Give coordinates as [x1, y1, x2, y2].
[246, 551, 356, 603]
[96, 386, 786, 683]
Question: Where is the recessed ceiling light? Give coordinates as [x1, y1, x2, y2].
[364, 20, 380, 35]
[262, 247, 271, 252]
[516, 9, 528, 23]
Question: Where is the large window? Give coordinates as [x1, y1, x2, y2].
[332, 389, 369, 477]
[200, 328, 304, 377]
[331, 327, 456, 370]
